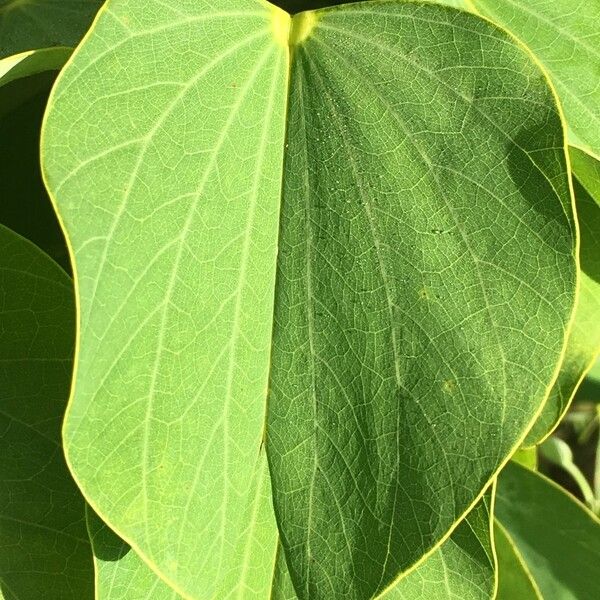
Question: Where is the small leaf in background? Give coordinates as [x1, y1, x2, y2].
[0, 72, 70, 271]
[525, 148, 600, 445]
[472, 0, 600, 157]
[0, 0, 103, 58]
[494, 521, 541, 600]
[0, 224, 92, 600]
[539, 436, 597, 512]
[496, 461, 600, 600]
[87, 509, 181, 600]
[0, 47, 70, 89]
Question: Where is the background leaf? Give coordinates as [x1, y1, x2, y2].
[0, 0, 102, 58]
[495, 461, 600, 600]
[525, 148, 600, 444]
[0, 224, 92, 600]
[268, 3, 576, 597]
[472, 0, 600, 157]
[42, 1, 288, 597]
[494, 521, 541, 600]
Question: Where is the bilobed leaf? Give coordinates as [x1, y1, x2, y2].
[0, 0, 102, 58]
[0, 224, 93, 600]
[472, 0, 600, 157]
[525, 147, 600, 444]
[496, 461, 600, 600]
[87, 509, 181, 600]
[42, 1, 576, 598]
[494, 521, 541, 600]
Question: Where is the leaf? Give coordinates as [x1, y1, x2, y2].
[511, 447, 537, 470]
[471, 0, 600, 157]
[0, 47, 70, 88]
[0, 75, 71, 271]
[0, 224, 93, 600]
[494, 521, 541, 600]
[0, 0, 103, 59]
[525, 147, 600, 444]
[495, 461, 600, 600]
[273, 492, 496, 600]
[268, 4, 574, 598]
[41, 1, 577, 598]
[538, 436, 596, 511]
[86, 509, 182, 600]
[43, 1, 287, 597]
[380, 493, 495, 600]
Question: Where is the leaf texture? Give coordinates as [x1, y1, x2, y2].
[42, 1, 287, 597]
[268, 3, 575, 597]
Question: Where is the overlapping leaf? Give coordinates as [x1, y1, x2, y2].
[268, 4, 575, 597]
[472, 0, 600, 157]
[525, 148, 600, 444]
[42, 0, 577, 598]
[0, 224, 92, 600]
[494, 521, 541, 600]
[495, 461, 600, 599]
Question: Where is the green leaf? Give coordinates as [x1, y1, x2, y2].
[525, 147, 600, 444]
[472, 0, 600, 157]
[0, 75, 71, 271]
[41, 1, 577, 598]
[0, 47, 70, 88]
[0, 0, 103, 59]
[87, 509, 182, 599]
[0, 224, 93, 600]
[269, 5, 574, 598]
[273, 492, 496, 600]
[496, 461, 600, 600]
[381, 493, 495, 600]
[538, 436, 596, 511]
[511, 447, 537, 470]
[494, 521, 541, 600]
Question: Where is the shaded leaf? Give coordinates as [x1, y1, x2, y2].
[42, 1, 577, 598]
[472, 0, 600, 157]
[494, 521, 541, 600]
[0, 75, 70, 271]
[0, 224, 92, 600]
[0, 47, 70, 88]
[525, 148, 600, 444]
[0, 0, 102, 58]
[269, 4, 575, 597]
[496, 461, 600, 600]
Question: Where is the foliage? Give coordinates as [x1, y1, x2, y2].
[1, 1, 598, 599]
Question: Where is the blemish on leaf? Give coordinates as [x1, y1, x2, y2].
[442, 379, 457, 394]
